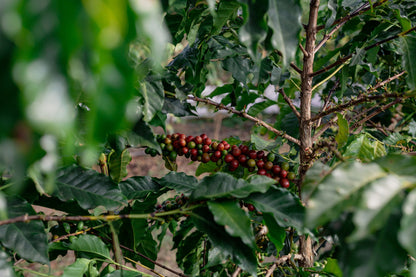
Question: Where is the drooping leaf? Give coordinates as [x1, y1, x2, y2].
[119, 176, 163, 199]
[108, 149, 132, 183]
[191, 207, 258, 276]
[0, 250, 16, 277]
[306, 161, 386, 228]
[55, 165, 127, 211]
[399, 189, 416, 258]
[262, 213, 286, 252]
[250, 133, 282, 152]
[128, 120, 161, 151]
[323, 258, 342, 277]
[344, 133, 387, 162]
[103, 270, 142, 277]
[341, 212, 407, 277]
[0, 196, 48, 264]
[139, 79, 164, 122]
[69, 234, 111, 260]
[267, 0, 302, 67]
[176, 230, 204, 275]
[159, 171, 199, 196]
[208, 200, 255, 248]
[212, 1, 241, 35]
[248, 187, 305, 231]
[62, 258, 96, 277]
[335, 113, 349, 148]
[400, 34, 416, 90]
[191, 173, 275, 200]
[349, 175, 406, 242]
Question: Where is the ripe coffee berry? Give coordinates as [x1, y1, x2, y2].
[232, 148, 242, 157]
[179, 133, 186, 140]
[214, 150, 222, 158]
[203, 138, 212, 145]
[194, 136, 203, 144]
[186, 136, 194, 143]
[238, 155, 247, 164]
[247, 204, 255, 211]
[257, 150, 265, 160]
[230, 159, 239, 169]
[272, 165, 281, 175]
[256, 159, 265, 169]
[280, 170, 288, 178]
[217, 143, 225, 151]
[224, 154, 234, 163]
[200, 133, 208, 140]
[201, 153, 210, 163]
[248, 150, 257, 159]
[264, 161, 273, 170]
[258, 169, 266, 175]
[280, 178, 290, 188]
[202, 145, 210, 153]
[181, 147, 189, 155]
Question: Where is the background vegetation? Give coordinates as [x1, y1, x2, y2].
[1, 0, 416, 276]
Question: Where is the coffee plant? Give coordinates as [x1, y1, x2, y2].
[1, 0, 416, 276]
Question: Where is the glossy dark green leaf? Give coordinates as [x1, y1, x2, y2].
[103, 270, 142, 277]
[342, 212, 407, 277]
[344, 133, 386, 162]
[349, 175, 406, 241]
[0, 250, 16, 277]
[138, 80, 164, 122]
[248, 100, 276, 117]
[108, 149, 132, 183]
[191, 173, 275, 200]
[267, 0, 302, 67]
[249, 187, 304, 231]
[0, 196, 48, 264]
[55, 165, 127, 211]
[162, 98, 196, 117]
[306, 161, 386, 228]
[399, 189, 416, 258]
[195, 160, 218, 177]
[262, 213, 286, 252]
[250, 133, 281, 152]
[159, 171, 199, 196]
[176, 230, 204, 275]
[208, 200, 255, 248]
[128, 120, 161, 151]
[119, 176, 162, 199]
[212, 1, 241, 35]
[400, 34, 416, 90]
[191, 207, 257, 276]
[335, 113, 349, 148]
[222, 56, 251, 83]
[62, 258, 96, 277]
[69, 234, 111, 260]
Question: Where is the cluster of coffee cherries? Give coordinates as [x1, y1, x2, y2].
[148, 133, 296, 189]
[154, 194, 189, 220]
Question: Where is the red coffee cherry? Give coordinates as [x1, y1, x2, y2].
[232, 148, 242, 157]
[257, 169, 266, 175]
[280, 170, 288, 178]
[256, 159, 265, 169]
[224, 154, 234, 163]
[280, 178, 290, 188]
[272, 165, 281, 175]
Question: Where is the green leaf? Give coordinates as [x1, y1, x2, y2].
[119, 176, 162, 199]
[191, 207, 258, 276]
[344, 133, 387, 162]
[335, 113, 349, 148]
[108, 149, 132, 183]
[212, 1, 241, 35]
[247, 100, 276, 117]
[128, 120, 161, 150]
[205, 247, 229, 268]
[342, 212, 407, 277]
[55, 165, 127, 211]
[162, 98, 196, 117]
[349, 175, 406, 242]
[208, 200, 255, 248]
[399, 189, 416, 257]
[239, 0, 268, 59]
[0, 193, 7, 220]
[323, 258, 342, 277]
[250, 133, 281, 152]
[103, 270, 142, 277]
[191, 173, 275, 200]
[0, 196, 48, 264]
[139, 79, 164, 123]
[267, 0, 302, 67]
[302, 162, 331, 201]
[176, 230, 204, 275]
[306, 161, 387, 228]
[248, 187, 305, 231]
[400, 34, 416, 90]
[0, 250, 15, 277]
[69, 234, 111, 260]
[62, 258, 96, 277]
[195, 160, 218, 177]
[159, 171, 199, 196]
[375, 154, 416, 179]
[262, 213, 286, 252]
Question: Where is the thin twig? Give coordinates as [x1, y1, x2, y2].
[316, 80, 339, 128]
[311, 27, 416, 77]
[290, 62, 302, 74]
[187, 95, 301, 145]
[352, 98, 402, 129]
[231, 267, 242, 277]
[278, 88, 300, 119]
[311, 93, 406, 122]
[312, 115, 338, 142]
